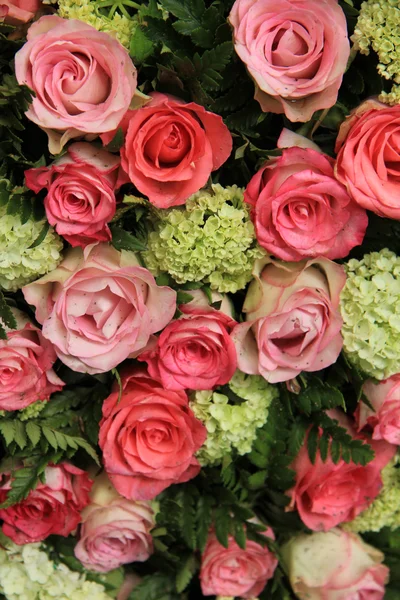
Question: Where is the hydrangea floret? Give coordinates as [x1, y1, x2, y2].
[0, 208, 63, 292]
[143, 185, 265, 293]
[190, 370, 278, 466]
[340, 248, 400, 379]
[19, 400, 47, 421]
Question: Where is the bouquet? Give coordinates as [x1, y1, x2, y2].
[1, 0, 400, 599]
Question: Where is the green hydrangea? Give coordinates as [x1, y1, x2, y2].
[344, 458, 400, 533]
[190, 370, 278, 466]
[340, 248, 400, 379]
[19, 400, 47, 421]
[143, 185, 265, 293]
[0, 209, 63, 292]
[352, 0, 400, 105]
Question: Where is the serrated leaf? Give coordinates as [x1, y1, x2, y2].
[28, 220, 49, 249]
[42, 426, 58, 450]
[215, 506, 231, 548]
[196, 494, 213, 552]
[176, 291, 194, 304]
[0, 420, 16, 446]
[319, 432, 330, 462]
[14, 421, 27, 450]
[110, 224, 147, 252]
[307, 425, 319, 464]
[233, 520, 246, 550]
[25, 422, 41, 447]
[0, 466, 40, 507]
[176, 554, 197, 593]
[104, 128, 124, 153]
[287, 420, 308, 457]
[247, 470, 267, 490]
[130, 26, 154, 63]
[0, 290, 17, 339]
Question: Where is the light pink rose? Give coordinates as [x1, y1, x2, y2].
[138, 291, 237, 390]
[0, 462, 92, 544]
[200, 529, 278, 598]
[119, 92, 232, 208]
[25, 143, 122, 248]
[22, 244, 176, 374]
[0, 0, 40, 25]
[335, 100, 400, 219]
[231, 256, 345, 383]
[229, 0, 350, 122]
[282, 529, 389, 600]
[0, 308, 63, 411]
[99, 369, 207, 500]
[75, 472, 154, 572]
[287, 411, 396, 531]
[244, 145, 367, 261]
[357, 375, 400, 445]
[15, 16, 137, 153]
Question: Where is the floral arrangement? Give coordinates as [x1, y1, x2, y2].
[2, 0, 400, 599]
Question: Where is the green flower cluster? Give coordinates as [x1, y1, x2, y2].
[190, 371, 278, 466]
[344, 458, 400, 533]
[143, 185, 264, 293]
[352, 0, 400, 105]
[19, 400, 47, 422]
[340, 248, 400, 379]
[0, 209, 63, 292]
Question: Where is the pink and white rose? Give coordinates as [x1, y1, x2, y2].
[229, 0, 350, 122]
[0, 0, 41, 25]
[357, 375, 400, 445]
[231, 256, 345, 383]
[22, 243, 176, 374]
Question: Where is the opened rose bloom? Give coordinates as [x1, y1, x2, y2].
[229, 0, 350, 122]
[22, 243, 176, 374]
[75, 472, 154, 573]
[335, 100, 400, 219]
[99, 368, 207, 500]
[231, 256, 345, 383]
[14, 15, 137, 153]
[0, 463, 92, 544]
[357, 375, 400, 445]
[1, 0, 41, 25]
[119, 92, 232, 208]
[200, 528, 277, 598]
[282, 529, 389, 600]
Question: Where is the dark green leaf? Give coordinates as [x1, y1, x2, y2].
[110, 224, 147, 252]
[130, 26, 154, 63]
[28, 220, 50, 249]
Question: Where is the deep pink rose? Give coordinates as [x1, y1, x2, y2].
[25, 143, 123, 248]
[287, 412, 396, 531]
[244, 145, 367, 261]
[357, 375, 400, 445]
[15, 16, 137, 153]
[99, 369, 207, 500]
[0, 0, 40, 25]
[0, 462, 92, 544]
[283, 529, 389, 600]
[119, 92, 232, 208]
[335, 100, 400, 219]
[0, 308, 63, 411]
[22, 243, 176, 374]
[231, 256, 345, 383]
[75, 472, 154, 572]
[229, 0, 350, 122]
[138, 291, 237, 390]
[200, 529, 278, 598]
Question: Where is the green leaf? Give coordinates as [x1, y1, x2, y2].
[28, 220, 49, 249]
[130, 26, 154, 63]
[14, 421, 27, 450]
[25, 422, 41, 447]
[175, 554, 197, 593]
[247, 470, 268, 490]
[196, 494, 213, 552]
[0, 290, 17, 339]
[0, 419, 16, 446]
[215, 506, 231, 548]
[193, 42, 233, 90]
[176, 291, 194, 304]
[287, 420, 308, 457]
[233, 520, 246, 550]
[307, 425, 319, 464]
[110, 224, 147, 252]
[104, 128, 124, 153]
[177, 487, 196, 550]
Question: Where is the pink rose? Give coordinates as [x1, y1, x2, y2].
[74, 472, 154, 572]
[22, 243, 176, 374]
[99, 369, 207, 500]
[244, 145, 367, 261]
[200, 529, 278, 598]
[335, 100, 400, 219]
[0, 308, 63, 411]
[138, 291, 237, 390]
[0, 0, 40, 25]
[282, 529, 389, 600]
[231, 256, 345, 383]
[0, 462, 92, 544]
[229, 0, 350, 122]
[357, 375, 400, 445]
[119, 92, 232, 208]
[15, 16, 137, 153]
[287, 412, 396, 531]
[25, 143, 122, 248]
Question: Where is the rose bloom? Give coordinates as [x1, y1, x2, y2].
[229, 0, 350, 122]
[15, 15, 137, 153]
[357, 375, 400, 445]
[200, 529, 278, 598]
[99, 368, 207, 500]
[231, 256, 345, 383]
[22, 243, 176, 374]
[75, 472, 154, 573]
[282, 529, 389, 600]
[0, 308, 64, 411]
[1, 0, 40, 25]
[119, 92, 232, 208]
[335, 100, 400, 219]
[0, 463, 92, 544]
[287, 412, 397, 531]
[138, 291, 237, 390]
[25, 143, 123, 248]
[244, 144, 367, 262]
